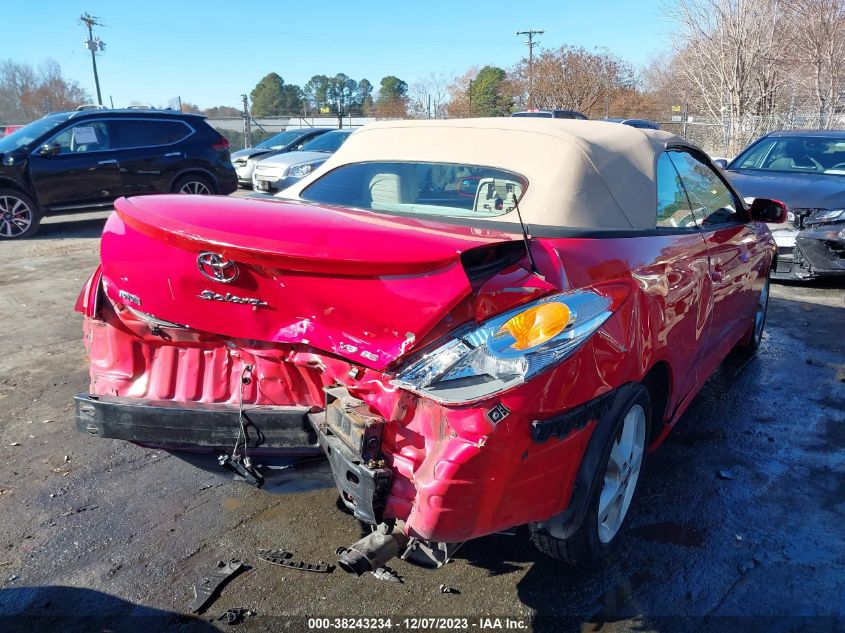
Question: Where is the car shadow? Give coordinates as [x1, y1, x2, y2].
[0, 585, 217, 632]
[32, 215, 108, 240]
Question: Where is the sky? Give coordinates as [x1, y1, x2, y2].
[2, 0, 672, 110]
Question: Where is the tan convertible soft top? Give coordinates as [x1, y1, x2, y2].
[283, 118, 695, 230]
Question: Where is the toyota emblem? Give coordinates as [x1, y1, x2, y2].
[197, 252, 239, 283]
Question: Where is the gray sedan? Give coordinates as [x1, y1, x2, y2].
[716, 130, 845, 280]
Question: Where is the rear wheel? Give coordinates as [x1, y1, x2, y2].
[0, 188, 41, 239]
[737, 274, 770, 354]
[530, 385, 650, 568]
[172, 174, 215, 195]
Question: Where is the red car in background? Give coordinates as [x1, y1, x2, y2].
[74, 119, 786, 573]
[3, 125, 23, 136]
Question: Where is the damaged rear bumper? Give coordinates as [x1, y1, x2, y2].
[74, 394, 322, 455]
[307, 387, 393, 525]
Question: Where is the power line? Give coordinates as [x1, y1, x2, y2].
[516, 29, 544, 110]
[80, 12, 106, 106]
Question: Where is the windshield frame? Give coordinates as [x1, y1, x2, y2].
[0, 113, 71, 154]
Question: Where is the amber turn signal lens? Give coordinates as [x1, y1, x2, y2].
[499, 302, 571, 350]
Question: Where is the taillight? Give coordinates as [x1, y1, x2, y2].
[212, 137, 230, 151]
[75, 266, 104, 318]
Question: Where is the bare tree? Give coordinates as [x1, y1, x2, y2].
[34, 60, 89, 113]
[0, 61, 38, 122]
[665, 0, 788, 153]
[445, 67, 479, 118]
[408, 72, 451, 119]
[0, 59, 87, 122]
[787, 0, 845, 125]
[509, 46, 636, 116]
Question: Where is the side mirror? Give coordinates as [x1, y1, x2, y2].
[750, 198, 788, 223]
[38, 142, 61, 157]
[712, 158, 728, 169]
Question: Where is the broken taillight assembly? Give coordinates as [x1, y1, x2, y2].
[392, 284, 630, 405]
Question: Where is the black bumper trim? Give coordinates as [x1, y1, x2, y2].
[309, 412, 391, 525]
[75, 394, 322, 453]
[531, 391, 615, 443]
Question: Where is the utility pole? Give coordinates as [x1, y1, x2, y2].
[468, 79, 473, 116]
[80, 13, 105, 106]
[516, 29, 543, 110]
[241, 94, 252, 149]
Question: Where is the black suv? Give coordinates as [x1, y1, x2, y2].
[0, 109, 237, 238]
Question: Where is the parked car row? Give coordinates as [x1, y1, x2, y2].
[251, 129, 352, 192]
[230, 127, 331, 186]
[0, 109, 237, 238]
[232, 128, 353, 192]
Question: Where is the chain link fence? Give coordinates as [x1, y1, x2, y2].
[660, 113, 845, 158]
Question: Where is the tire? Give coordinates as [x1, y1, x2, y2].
[0, 188, 41, 239]
[172, 174, 215, 195]
[530, 385, 651, 569]
[736, 273, 770, 354]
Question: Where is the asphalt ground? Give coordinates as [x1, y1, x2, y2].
[0, 202, 843, 633]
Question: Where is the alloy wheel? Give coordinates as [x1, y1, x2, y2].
[0, 195, 33, 238]
[178, 181, 212, 195]
[753, 277, 770, 346]
[597, 404, 646, 544]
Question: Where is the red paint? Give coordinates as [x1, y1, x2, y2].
[78, 195, 776, 544]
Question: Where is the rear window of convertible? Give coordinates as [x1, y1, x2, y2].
[300, 161, 528, 218]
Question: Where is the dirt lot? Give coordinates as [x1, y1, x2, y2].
[1, 206, 844, 633]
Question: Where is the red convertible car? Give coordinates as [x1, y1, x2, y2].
[75, 119, 786, 572]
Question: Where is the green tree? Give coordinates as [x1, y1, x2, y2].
[250, 73, 304, 116]
[469, 66, 511, 117]
[376, 75, 408, 104]
[280, 84, 304, 114]
[357, 78, 374, 113]
[304, 75, 331, 111]
[327, 73, 359, 126]
[250, 73, 285, 116]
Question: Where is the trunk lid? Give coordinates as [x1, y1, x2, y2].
[100, 195, 520, 370]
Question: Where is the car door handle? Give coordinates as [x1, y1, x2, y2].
[164, 151, 182, 157]
[98, 159, 118, 165]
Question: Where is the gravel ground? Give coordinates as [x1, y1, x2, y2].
[0, 205, 843, 633]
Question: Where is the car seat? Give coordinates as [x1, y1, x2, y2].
[768, 140, 821, 170]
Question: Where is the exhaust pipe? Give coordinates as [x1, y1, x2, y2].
[337, 526, 409, 576]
